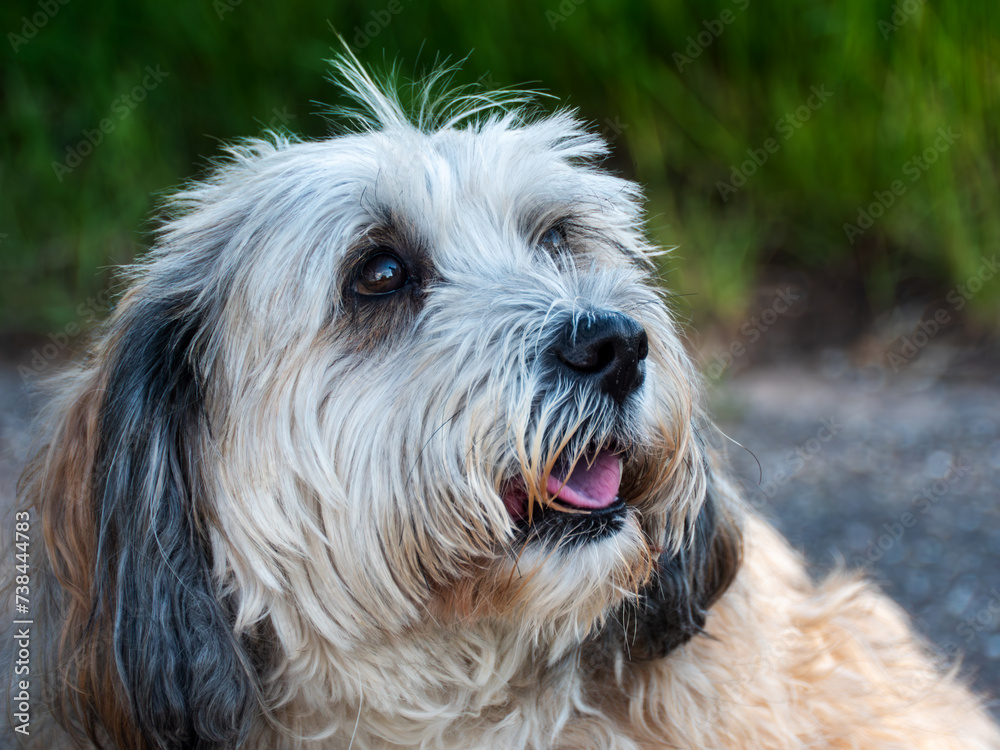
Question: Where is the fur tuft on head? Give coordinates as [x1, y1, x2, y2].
[324, 44, 546, 134]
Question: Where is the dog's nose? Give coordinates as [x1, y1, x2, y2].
[554, 312, 648, 403]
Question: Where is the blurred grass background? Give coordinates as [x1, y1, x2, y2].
[1, 0, 998, 337]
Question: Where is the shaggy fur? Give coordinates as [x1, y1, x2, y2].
[18, 55, 1000, 749]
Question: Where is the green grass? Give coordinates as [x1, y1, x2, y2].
[2, 0, 998, 332]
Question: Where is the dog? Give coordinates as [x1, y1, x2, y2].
[19, 54, 1000, 749]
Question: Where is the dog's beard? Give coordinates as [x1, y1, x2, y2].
[432, 401, 655, 642]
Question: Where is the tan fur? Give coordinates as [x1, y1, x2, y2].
[605, 516, 1000, 749]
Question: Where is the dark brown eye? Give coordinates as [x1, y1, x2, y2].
[356, 252, 408, 296]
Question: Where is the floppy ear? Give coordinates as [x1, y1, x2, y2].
[36, 296, 260, 748]
[602, 463, 742, 661]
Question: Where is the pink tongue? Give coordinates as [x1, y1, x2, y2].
[547, 449, 622, 510]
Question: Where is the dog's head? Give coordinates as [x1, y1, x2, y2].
[30, 57, 740, 747]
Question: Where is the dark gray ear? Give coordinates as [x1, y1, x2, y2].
[599, 471, 742, 661]
[93, 297, 260, 748]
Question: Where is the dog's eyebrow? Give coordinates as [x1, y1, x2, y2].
[521, 206, 647, 267]
[608, 238, 647, 266]
[342, 211, 428, 271]
[343, 223, 405, 266]
[520, 205, 573, 243]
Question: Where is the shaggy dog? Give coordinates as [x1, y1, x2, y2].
[20, 56, 1000, 749]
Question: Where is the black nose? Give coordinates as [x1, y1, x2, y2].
[554, 312, 648, 403]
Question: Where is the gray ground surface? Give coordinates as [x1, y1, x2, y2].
[0, 339, 998, 741]
[710, 353, 1000, 712]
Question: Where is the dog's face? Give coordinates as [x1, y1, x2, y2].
[35, 60, 740, 747]
[198, 105, 706, 639]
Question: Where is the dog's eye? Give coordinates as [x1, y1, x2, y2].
[539, 225, 567, 254]
[356, 252, 408, 296]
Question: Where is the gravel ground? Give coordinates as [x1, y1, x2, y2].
[710, 351, 1000, 713]
[0, 339, 998, 735]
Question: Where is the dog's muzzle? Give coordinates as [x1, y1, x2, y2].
[501, 311, 649, 545]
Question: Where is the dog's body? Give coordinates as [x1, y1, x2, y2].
[18, 58, 1000, 749]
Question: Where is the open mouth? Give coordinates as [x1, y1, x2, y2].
[502, 447, 626, 531]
